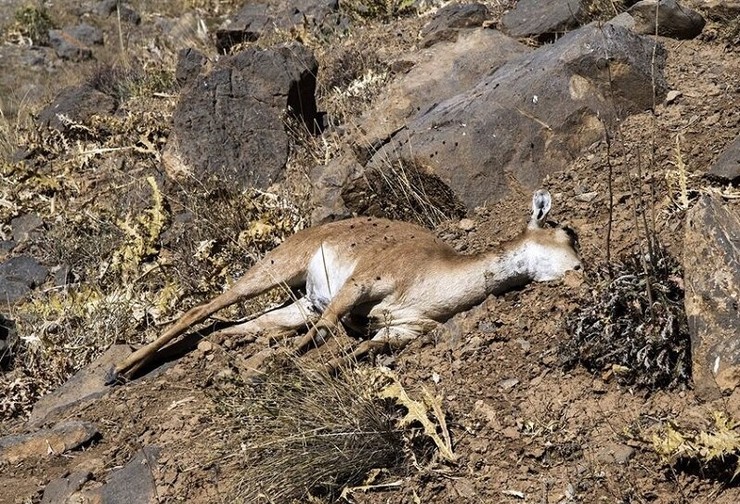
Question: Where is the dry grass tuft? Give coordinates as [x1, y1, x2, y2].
[582, 0, 627, 23]
[343, 159, 466, 228]
[213, 358, 409, 502]
[560, 246, 691, 390]
[341, 0, 420, 22]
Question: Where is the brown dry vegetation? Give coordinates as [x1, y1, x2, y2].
[1, 1, 740, 503]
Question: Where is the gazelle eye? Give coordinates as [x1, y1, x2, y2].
[562, 226, 579, 249]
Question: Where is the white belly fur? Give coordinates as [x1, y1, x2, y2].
[306, 244, 356, 313]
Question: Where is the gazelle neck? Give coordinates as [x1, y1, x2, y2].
[475, 242, 534, 296]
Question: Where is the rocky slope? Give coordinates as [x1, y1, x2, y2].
[1, 1, 740, 503]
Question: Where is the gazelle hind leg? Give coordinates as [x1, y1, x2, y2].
[214, 297, 318, 338]
[111, 243, 313, 380]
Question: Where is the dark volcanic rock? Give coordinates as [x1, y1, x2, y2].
[502, 0, 586, 39]
[165, 43, 318, 189]
[95, 0, 141, 24]
[215, 0, 341, 52]
[0, 255, 48, 303]
[11, 213, 43, 243]
[358, 29, 529, 153]
[41, 471, 93, 504]
[0, 421, 100, 463]
[420, 3, 491, 47]
[708, 134, 740, 182]
[67, 23, 104, 46]
[175, 47, 207, 87]
[29, 345, 133, 427]
[684, 195, 740, 399]
[98, 446, 160, 504]
[628, 0, 705, 39]
[38, 84, 117, 132]
[48, 24, 103, 61]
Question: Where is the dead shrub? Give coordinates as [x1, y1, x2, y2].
[560, 247, 691, 390]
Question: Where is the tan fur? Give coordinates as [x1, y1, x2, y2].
[111, 190, 580, 380]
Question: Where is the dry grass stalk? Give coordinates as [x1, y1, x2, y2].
[215, 358, 408, 502]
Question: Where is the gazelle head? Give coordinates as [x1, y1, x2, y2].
[520, 189, 581, 281]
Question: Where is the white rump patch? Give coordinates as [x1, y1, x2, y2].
[306, 244, 356, 312]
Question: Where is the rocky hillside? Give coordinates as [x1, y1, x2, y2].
[1, 0, 739, 503]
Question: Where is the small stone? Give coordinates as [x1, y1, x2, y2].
[502, 426, 520, 440]
[458, 218, 476, 231]
[665, 90, 682, 104]
[613, 444, 635, 464]
[596, 443, 635, 464]
[575, 191, 599, 203]
[514, 338, 531, 353]
[498, 378, 520, 391]
[197, 340, 213, 353]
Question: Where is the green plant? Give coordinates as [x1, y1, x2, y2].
[12, 5, 55, 45]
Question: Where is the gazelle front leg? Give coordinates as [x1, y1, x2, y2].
[324, 326, 418, 372]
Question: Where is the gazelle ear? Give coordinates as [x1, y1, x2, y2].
[529, 189, 551, 228]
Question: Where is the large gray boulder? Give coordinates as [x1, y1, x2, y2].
[684, 195, 740, 399]
[322, 23, 666, 215]
[708, 134, 740, 182]
[313, 28, 530, 222]
[356, 29, 530, 155]
[502, 0, 587, 39]
[164, 43, 318, 189]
